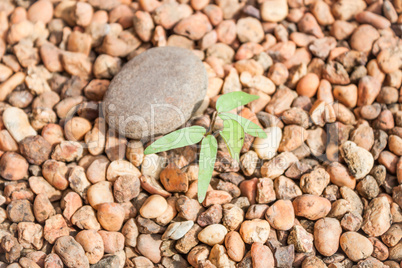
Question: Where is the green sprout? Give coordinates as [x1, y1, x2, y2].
[144, 92, 267, 203]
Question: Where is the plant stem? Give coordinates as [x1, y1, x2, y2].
[206, 111, 218, 136]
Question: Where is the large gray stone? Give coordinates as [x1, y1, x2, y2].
[103, 47, 207, 140]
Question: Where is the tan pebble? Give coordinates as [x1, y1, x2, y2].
[43, 214, 70, 244]
[251, 242, 275, 268]
[137, 234, 162, 263]
[357, 76, 382, 106]
[61, 191, 82, 220]
[71, 205, 101, 230]
[198, 224, 228, 246]
[121, 218, 139, 247]
[314, 217, 342, 256]
[333, 84, 358, 108]
[3, 107, 36, 142]
[75, 230, 104, 264]
[261, 0, 288, 22]
[296, 73, 320, 98]
[33, 193, 56, 223]
[98, 230, 125, 254]
[97, 202, 125, 231]
[326, 162, 356, 189]
[237, 17, 264, 43]
[340, 231, 373, 262]
[224, 231, 245, 262]
[293, 194, 331, 220]
[140, 194, 168, 219]
[265, 199, 295, 231]
[362, 196, 392, 237]
[341, 141, 374, 179]
[87, 181, 114, 209]
[239, 219, 270, 244]
[0, 152, 29, 181]
[54, 235, 89, 268]
[356, 11, 391, 29]
[173, 13, 212, 41]
[350, 24, 379, 53]
[287, 224, 314, 253]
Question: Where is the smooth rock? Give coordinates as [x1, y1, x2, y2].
[3, 107, 37, 142]
[104, 47, 207, 139]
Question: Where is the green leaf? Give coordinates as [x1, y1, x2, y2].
[216, 91, 259, 113]
[197, 135, 218, 203]
[220, 119, 244, 162]
[219, 112, 267, 138]
[144, 126, 206, 154]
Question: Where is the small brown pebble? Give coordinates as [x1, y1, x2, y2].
[296, 73, 320, 98]
[54, 235, 89, 268]
[137, 234, 163, 264]
[251, 242, 275, 268]
[44, 214, 70, 244]
[97, 202, 125, 231]
[75, 230, 104, 264]
[7, 199, 35, 223]
[19, 135, 51, 165]
[287, 225, 314, 253]
[98, 230, 125, 254]
[0, 152, 29, 183]
[340, 232, 373, 262]
[314, 217, 342, 256]
[293, 195, 331, 220]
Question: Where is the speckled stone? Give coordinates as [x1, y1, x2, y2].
[104, 47, 207, 139]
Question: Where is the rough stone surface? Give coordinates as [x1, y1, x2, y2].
[104, 47, 207, 139]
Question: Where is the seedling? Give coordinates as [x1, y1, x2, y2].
[144, 92, 267, 202]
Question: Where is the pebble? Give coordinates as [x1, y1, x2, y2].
[43, 214, 69, 244]
[42, 160, 69, 190]
[340, 232, 373, 262]
[237, 17, 264, 43]
[362, 196, 392, 237]
[300, 167, 330, 196]
[121, 218, 139, 247]
[253, 127, 282, 160]
[7, 199, 35, 223]
[162, 221, 194, 240]
[33, 194, 56, 223]
[61, 191, 82, 220]
[19, 135, 52, 165]
[97, 202, 125, 231]
[75, 230, 104, 264]
[198, 224, 227, 246]
[260, 0, 288, 22]
[0, 152, 29, 181]
[54, 235, 90, 268]
[314, 218, 342, 256]
[265, 199, 295, 231]
[341, 141, 374, 179]
[160, 163, 189, 193]
[87, 181, 114, 209]
[140, 194, 168, 219]
[137, 234, 163, 263]
[3, 107, 36, 142]
[251, 242, 275, 268]
[71, 205, 100, 230]
[293, 195, 331, 220]
[98, 230, 125, 254]
[225, 231, 245, 262]
[30, 176, 59, 202]
[296, 73, 320, 98]
[104, 47, 207, 139]
[287, 225, 314, 253]
[239, 219, 270, 244]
